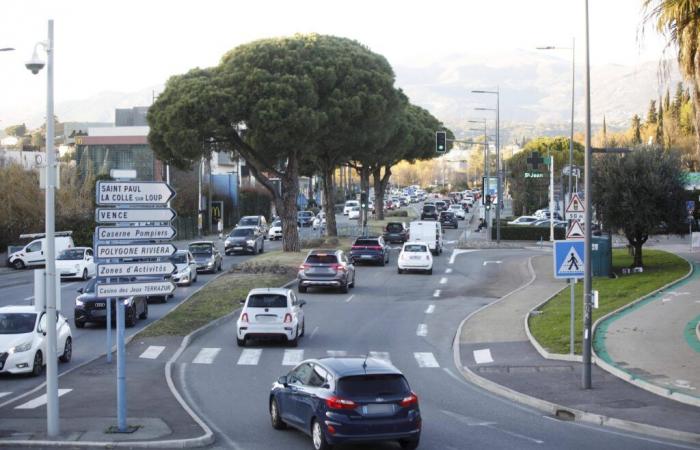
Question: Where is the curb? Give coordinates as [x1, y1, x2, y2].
[696, 320, 700, 342]
[452, 255, 700, 445]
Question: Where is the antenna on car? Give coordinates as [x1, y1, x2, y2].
[362, 354, 368, 370]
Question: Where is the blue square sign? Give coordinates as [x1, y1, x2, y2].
[553, 240, 585, 279]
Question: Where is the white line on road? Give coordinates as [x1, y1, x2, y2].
[326, 350, 348, 357]
[439, 277, 448, 284]
[369, 351, 391, 362]
[433, 290, 441, 298]
[62, 282, 77, 288]
[309, 326, 319, 340]
[413, 352, 440, 368]
[425, 304, 435, 314]
[193, 347, 221, 364]
[449, 249, 476, 265]
[23, 296, 34, 302]
[0, 392, 11, 399]
[282, 349, 304, 366]
[345, 294, 355, 303]
[15, 389, 72, 409]
[445, 268, 453, 274]
[416, 324, 428, 336]
[487, 424, 544, 445]
[440, 408, 496, 426]
[139, 345, 166, 360]
[483, 261, 502, 266]
[237, 349, 262, 365]
[473, 348, 494, 364]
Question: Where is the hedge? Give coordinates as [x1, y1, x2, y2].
[491, 225, 565, 241]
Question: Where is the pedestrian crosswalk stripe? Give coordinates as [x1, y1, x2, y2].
[282, 349, 304, 366]
[139, 345, 165, 360]
[326, 350, 347, 357]
[193, 347, 221, 364]
[413, 352, 440, 368]
[425, 304, 435, 314]
[416, 324, 428, 336]
[369, 351, 391, 363]
[15, 389, 72, 409]
[0, 392, 11, 399]
[237, 349, 262, 365]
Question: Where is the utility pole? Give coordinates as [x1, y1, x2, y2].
[582, 0, 593, 389]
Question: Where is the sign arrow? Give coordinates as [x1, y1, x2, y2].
[97, 262, 176, 277]
[96, 243, 177, 259]
[97, 181, 176, 206]
[96, 226, 177, 241]
[96, 208, 176, 223]
[95, 281, 176, 299]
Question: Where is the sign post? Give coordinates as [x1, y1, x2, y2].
[687, 201, 695, 252]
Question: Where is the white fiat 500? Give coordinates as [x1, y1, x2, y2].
[0, 305, 72, 376]
[397, 242, 433, 275]
[56, 247, 95, 280]
[236, 288, 305, 347]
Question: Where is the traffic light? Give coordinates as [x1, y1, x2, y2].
[436, 131, 447, 153]
[485, 195, 492, 211]
[360, 192, 367, 208]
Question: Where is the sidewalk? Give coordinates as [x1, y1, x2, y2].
[456, 254, 700, 443]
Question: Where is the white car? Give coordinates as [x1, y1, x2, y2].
[312, 212, 326, 230]
[348, 206, 360, 220]
[397, 242, 433, 275]
[508, 216, 539, 225]
[236, 288, 305, 347]
[170, 250, 198, 286]
[8, 235, 74, 270]
[343, 200, 359, 215]
[268, 219, 283, 240]
[0, 305, 72, 376]
[56, 247, 95, 280]
[448, 204, 466, 220]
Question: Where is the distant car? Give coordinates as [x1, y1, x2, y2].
[269, 356, 421, 450]
[0, 305, 72, 376]
[297, 249, 355, 294]
[434, 200, 447, 212]
[170, 250, 199, 286]
[507, 216, 538, 225]
[238, 215, 268, 235]
[74, 278, 148, 328]
[385, 200, 395, 211]
[383, 222, 409, 244]
[313, 212, 327, 230]
[236, 288, 305, 347]
[531, 219, 568, 228]
[448, 204, 466, 220]
[439, 211, 459, 229]
[268, 219, 283, 241]
[348, 206, 361, 220]
[343, 200, 359, 215]
[398, 242, 433, 275]
[350, 237, 389, 266]
[55, 247, 95, 280]
[298, 211, 315, 228]
[225, 226, 265, 255]
[188, 241, 222, 273]
[421, 204, 438, 221]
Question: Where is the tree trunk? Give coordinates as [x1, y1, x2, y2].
[280, 162, 301, 252]
[693, 77, 700, 162]
[633, 242, 643, 267]
[359, 166, 370, 228]
[322, 167, 338, 236]
[372, 167, 384, 221]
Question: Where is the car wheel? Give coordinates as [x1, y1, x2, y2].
[59, 337, 72, 363]
[126, 306, 137, 327]
[298, 285, 307, 293]
[218, 261, 223, 272]
[260, 242, 264, 254]
[427, 268, 433, 275]
[139, 302, 148, 320]
[380, 258, 385, 267]
[12, 259, 25, 270]
[288, 328, 299, 347]
[311, 419, 332, 450]
[81, 268, 88, 281]
[31, 351, 43, 377]
[398, 268, 403, 274]
[74, 319, 85, 328]
[399, 438, 420, 449]
[161, 295, 168, 304]
[300, 320, 305, 337]
[236, 336, 246, 347]
[349, 274, 355, 288]
[270, 398, 287, 430]
[340, 282, 349, 294]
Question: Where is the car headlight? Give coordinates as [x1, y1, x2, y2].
[74, 264, 81, 271]
[225, 239, 232, 245]
[76, 299, 84, 307]
[10, 341, 32, 354]
[246, 240, 255, 246]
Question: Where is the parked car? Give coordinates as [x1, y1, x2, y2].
[348, 206, 361, 220]
[447, 204, 466, 220]
[0, 305, 72, 376]
[349, 237, 389, 266]
[383, 222, 409, 244]
[56, 247, 95, 280]
[74, 278, 148, 328]
[420, 204, 438, 221]
[7, 234, 74, 270]
[188, 241, 222, 273]
[269, 356, 421, 450]
[439, 211, 459, 229]
[531, 219, 568, 228]
[298, 211, 315, 228]
[343, 200, 359, 215]
[268, 219, 283, 241]
[238, 215, 268, 235]
[297, 249, 355, 293]
[397, 242, 433, 275]
[225, 226, 265, 255]
[236, 288, 305, 347]
[507, 216, 538, 225]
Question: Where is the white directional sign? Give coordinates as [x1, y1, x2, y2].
[565, 193, 585, 221]
[97, 244, 177, 259]
[97, 262, 176, 277]
[96, 281, 176, 299]
[566, 220, 585, 239]
[96, 226, 176, 241]
[96, 181, 176, 206]
[96, 208, 176, 223]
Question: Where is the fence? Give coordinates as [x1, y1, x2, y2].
[173, 216, 198, 241]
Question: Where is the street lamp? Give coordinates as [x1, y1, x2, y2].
[473, 95, 501, 243]
[26, 20, 59, 436]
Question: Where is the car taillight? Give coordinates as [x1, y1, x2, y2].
[425, 255, 431, 260]
[369, 246, 382, 250]
[284, 313, 292, 323]
[331, 263, 346, 272]
[299, 263, 311, 270]
[241, 313, 249, 323]
[325, 396, 357, 410]
[400, 392, 418, 407]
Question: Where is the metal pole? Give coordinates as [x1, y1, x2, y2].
[570, 279, 575, 354]
[496, 88, 501, 244]
[550, 156, 554, 241]
[569, 38, 575, 200]
[208, 156, 212, 234]
[582, 0, 593, 389]
[197, 158, 203, 236]
[116, 298, 127, 431]
[484, 124, 490, 235]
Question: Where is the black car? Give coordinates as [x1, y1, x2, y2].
[383, 222, 409, 244]
[74, 278, 148, 328]
[439, 211, 458, 229]
[349, 237, 389, 266]
[225, 226, 265, 255]
[420, 204, 438, 220]
[298, 211, 315, 227]
[269, 356, 421, 450]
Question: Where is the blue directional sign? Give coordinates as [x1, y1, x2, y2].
[553, 240, 585, 279]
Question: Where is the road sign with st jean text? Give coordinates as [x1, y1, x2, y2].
[553, 240, 585, 279]
[96, 181, 176, 206]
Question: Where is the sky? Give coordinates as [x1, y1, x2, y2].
[0, 0, 669, 126]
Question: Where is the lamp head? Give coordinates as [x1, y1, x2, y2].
[25, 48, 45, 75]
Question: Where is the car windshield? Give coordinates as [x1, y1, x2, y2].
[272, 220, 281, 227]
[247, 294, 287, 308]
[386, 223, 403, 232]
[0, 313, 37, 334]
[449, 205, 460, 210]
[354, 239, 379, 246]
[239, 217, 258, 226]
[423, 205, 436, 212]
[441, 212, 454, 218]
[404, 244, 427, 252]
[170, 253, 187, 264]
[189, 244, 212, 255]
[305, 254, 338, 264]
[351, 206, 360, 211]
[345, 201, 358, 207]
[57, 249, 84, 260]
[298, 212, 313, 218]
[337, 374, 410, 397]
[231, 228, 254, 237]
[84, 278, 96, 293]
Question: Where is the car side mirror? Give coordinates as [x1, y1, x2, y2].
[239, 299, 246, 305]
[299, 300, 306, 307]
[321, 383, 330, 389]
[278, 375, 288, 387]
[77, 288, 84, 294]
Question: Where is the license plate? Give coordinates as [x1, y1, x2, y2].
[410, 256, 421, 260]
[255, 315, 277, 323]
[233, 246, 242, 250]
[361, 255, 373, 259]
[362, 404, 395, 415]
[94, 302, 106, 308]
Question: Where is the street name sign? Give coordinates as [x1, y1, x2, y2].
[96, 208, 176, 223]
[96, 181, 176, 206]
[553, 240, 585, 279]
[96, 226, 176, 241]
[97, 244, 177, 259]
[96, 281, 176, 299]
[97, 262, 176, 277]
[524, 172, 544, 178]
[566, 220, 585, 239]
[565, 193, 585, 221]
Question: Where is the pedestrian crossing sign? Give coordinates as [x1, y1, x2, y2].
[553, 240, 585, 279]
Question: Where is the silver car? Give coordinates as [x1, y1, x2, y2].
[189, 241, 223, 273]
[297, 249, 355, 294]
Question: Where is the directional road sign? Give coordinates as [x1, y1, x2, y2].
[97, 181, 176, 206]
[96, 226, 177, 241]
[97, 243, 177, 259]
[96, 208, 176, 223]
[566, 220, 585, 239]
[565, 193, 585, 221]
[96, 281, 176, 299]
[97, 262, 176, 278]
[554, 240, 585, 279]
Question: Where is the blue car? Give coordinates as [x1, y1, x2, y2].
[269, 357, 421, 450]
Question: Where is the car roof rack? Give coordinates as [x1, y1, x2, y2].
[19, 231, 73, 239]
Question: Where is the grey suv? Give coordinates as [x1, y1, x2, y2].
[225, 226, 265, 255]
[297, 250, 355, 294]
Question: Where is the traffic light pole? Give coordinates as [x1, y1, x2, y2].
[582, 0, 593, 389]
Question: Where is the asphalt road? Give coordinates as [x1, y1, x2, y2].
[172, 226, 690, 450]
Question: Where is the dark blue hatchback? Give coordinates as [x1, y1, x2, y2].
[269, 357, 421, 450]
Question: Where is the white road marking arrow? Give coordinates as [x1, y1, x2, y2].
[483, 261, 502, 266]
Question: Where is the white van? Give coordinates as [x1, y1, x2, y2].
[7, 233, 75, 270]
[409, 221, 443, 256]
[343, 200, 359, 215]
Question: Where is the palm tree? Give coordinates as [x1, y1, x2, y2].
[644, 0, 700, 156]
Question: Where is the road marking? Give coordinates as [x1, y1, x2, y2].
[369, 351, 391, 362]
[445, 268, 453, 274]
[414, 352, 440, 368]
[439, 277, 448, 284]
[15, 389, 72, 409]
[440, 409, 496, 426]
[193, 347, 221, 364]
[449, 249, 475, 265]
[139, 345, 166, 360]
[282, 349, 304, 366]
[345, 294, 355, 303]
[0, 392, 11, 399]
[63, 282, 77, 288]
[433, 290, 441, 298]
[425, 304, 435, 314]
[237, 349, 262, 365]
[662, 297, 672, 303]
[309, 326, 319, 340]
[473, 348, 494, 364]
[417, 324, 428, 336]
[326, 350, 347, 357]
[445, 240, 457, 244]
[24, 296, 34, 302]
[483, 260, 502, 266]
[488, 424, 544, 444]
